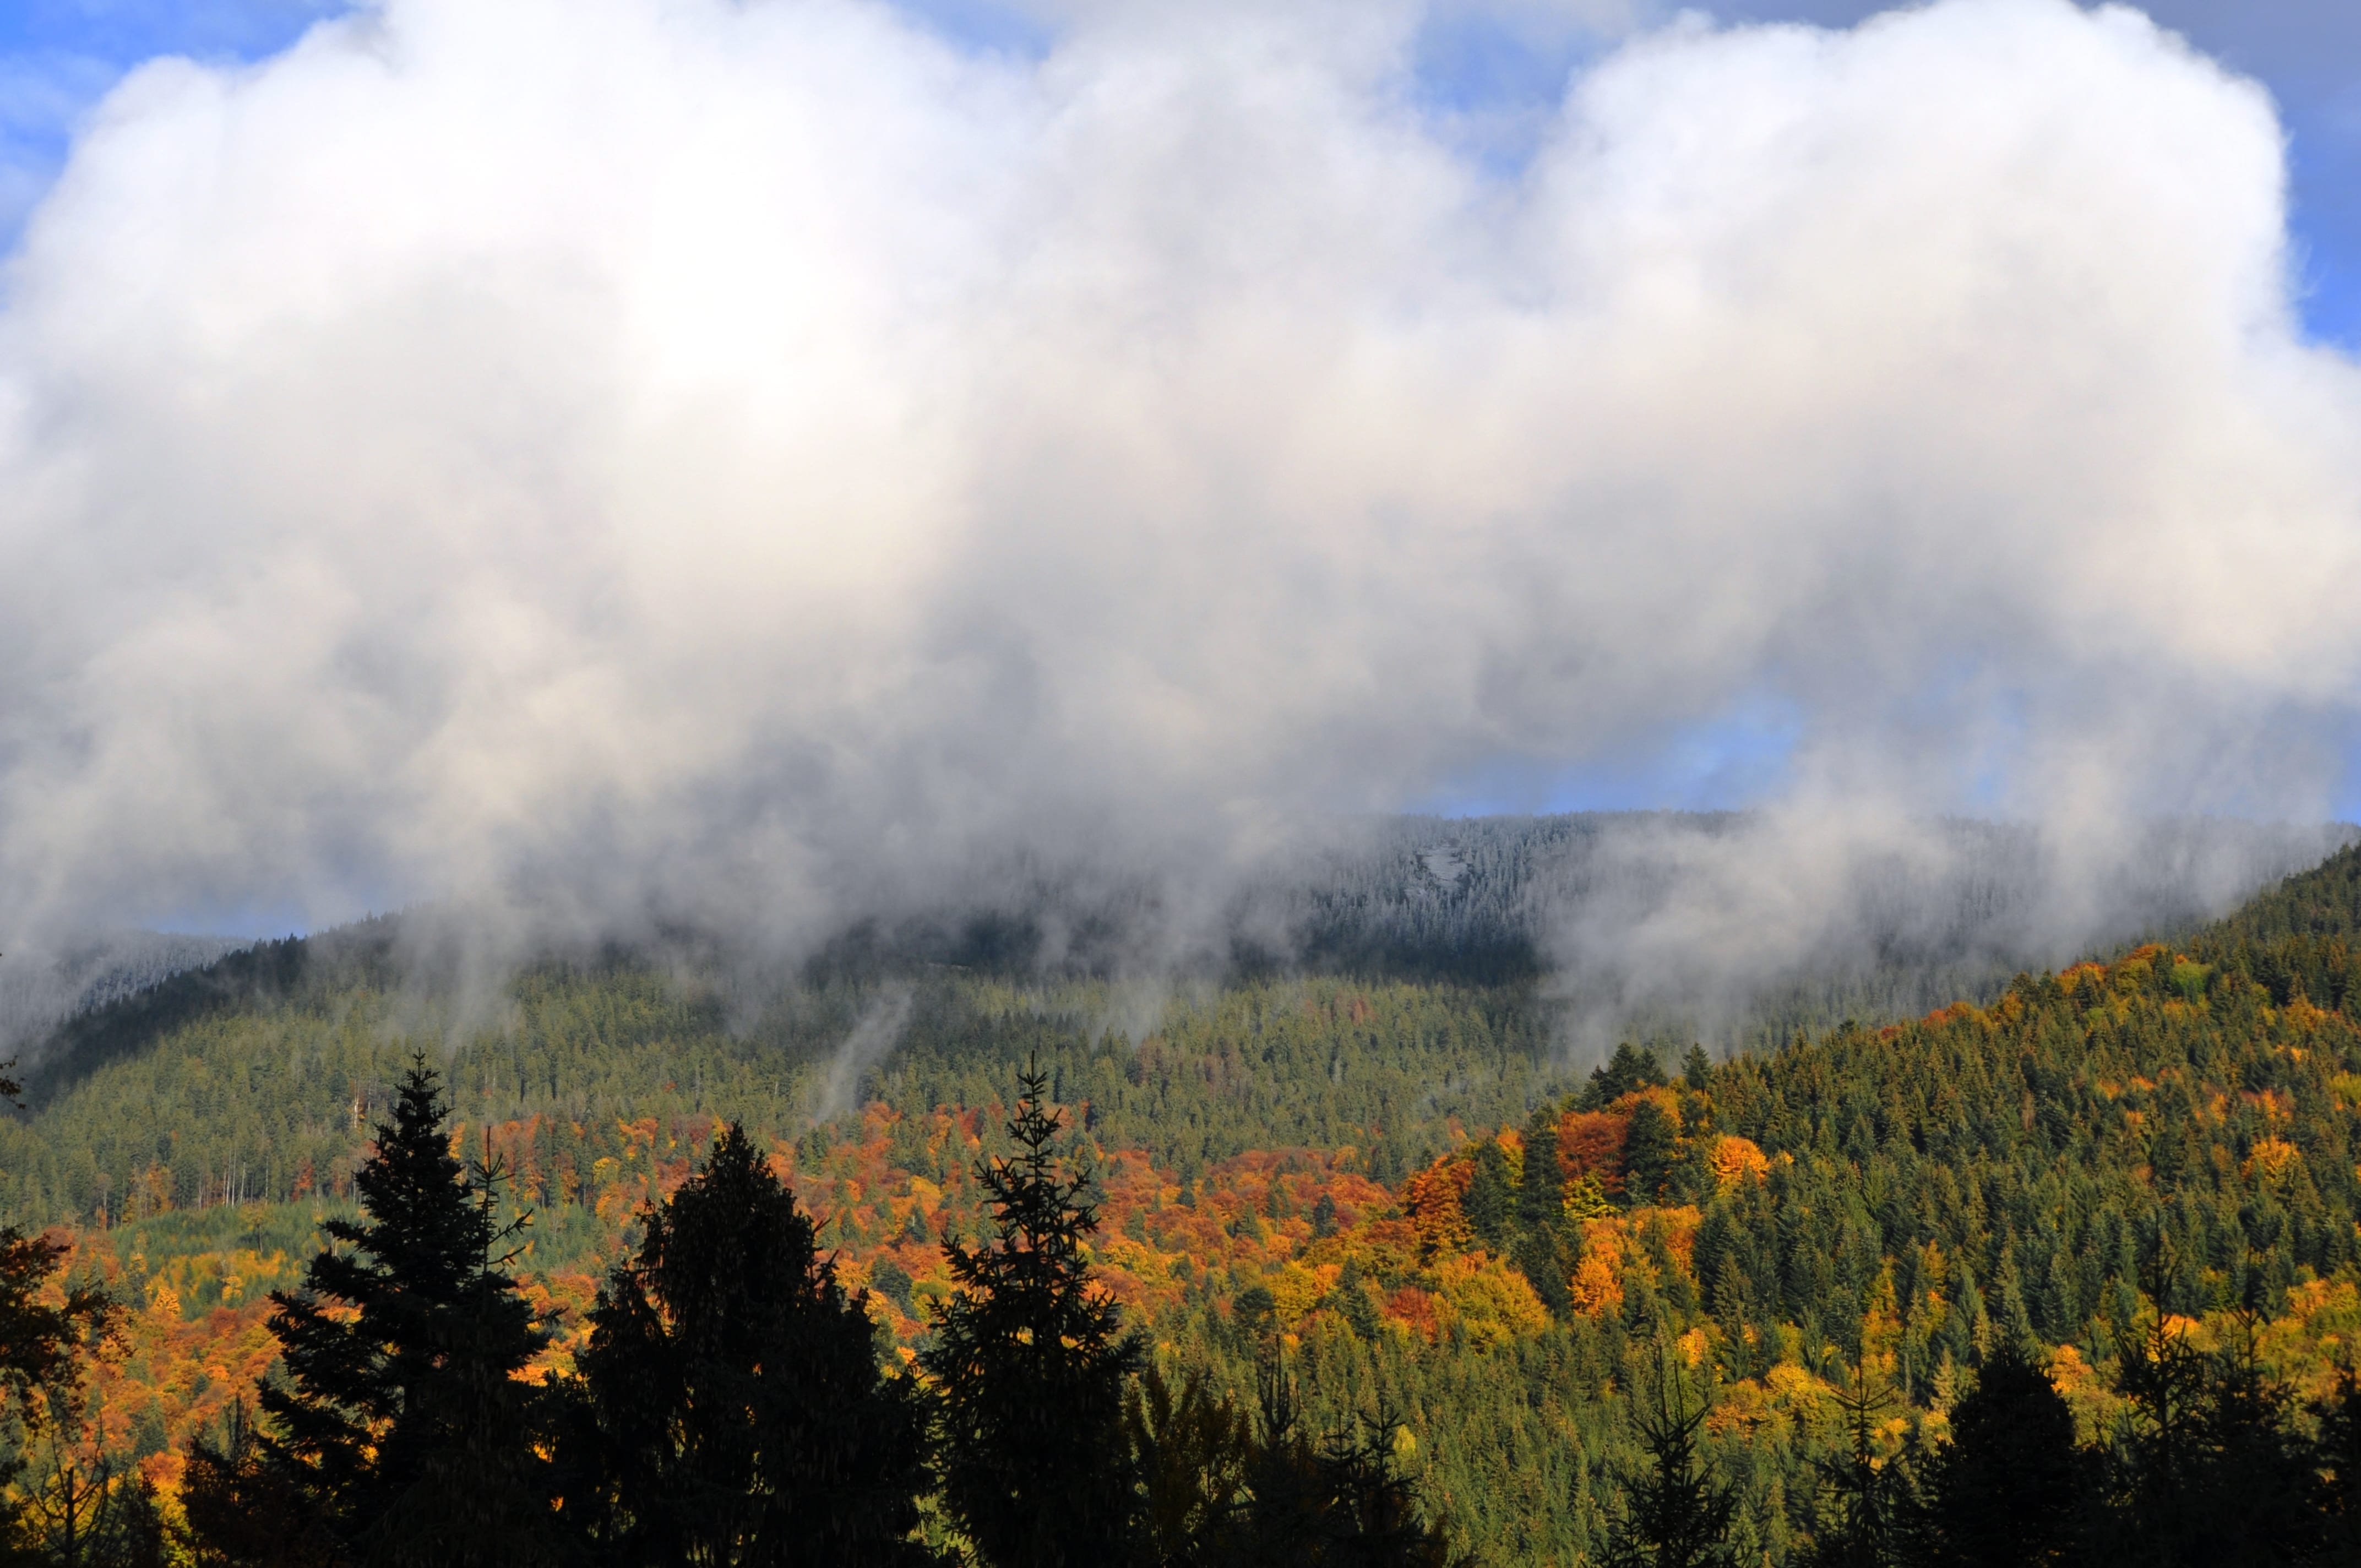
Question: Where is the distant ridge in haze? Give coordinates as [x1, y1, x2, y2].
[0, 930, 249, 1054]
[21, 813, 2352, 1088]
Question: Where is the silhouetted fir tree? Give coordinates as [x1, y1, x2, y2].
[920, 1060, 1142, 1567]
[1914, 1341, 2086, 1568]
[180, 1402, 343, 1568]
[1601, 1348, 1734, 1568]
[1680, 1046, 1714, 1093]
[2097, 1279, 2324, 1567]
[2183, 1306, 2324, 1567]
[1307, 1414, 1465, 1568]
[566, 1122, 932, 1565]
[2311, 1365, 2361, 1565]
[2099, 1284, 2214, 1565]
[221, 1055, 561, 1567]
[1227, 1359, 1465, 1568]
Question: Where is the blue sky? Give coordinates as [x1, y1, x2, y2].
[6, 0, 2358, 838]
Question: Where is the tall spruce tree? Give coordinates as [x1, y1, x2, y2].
[1916, 1342, 2086, 1567]
[920, 1061, 1141, 1567]
[218, 1055, 561, 1567]
[567, 1122, 932, 1565]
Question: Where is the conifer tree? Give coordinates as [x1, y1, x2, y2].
[1916, 1342, 2086, 1567]
[217, 1055, 561, 1567]
[1462, 1142, 1513, 1249]
[181, 1402, 342, 1568]
[2311, 1365, 2361, 1565]
[2184, 1306, 2322, 1566]
[2102, 1286, 2321, 1566]
[1620, 1101, 1678, 1208]
[1225, 1358, 1464, 1568]
[1582, 1044, 1665, 1110]
[0, 1060, 117, 1436]
[1513, 1109, 1573, 1314]
[1126, 1367, 1250, 1568]
[568, 1121, 931, 1565]
[1602, 1347, 1734, 1568]
[1803, 1364, 1903, 1568]
[920, 1061, 1141, 1567]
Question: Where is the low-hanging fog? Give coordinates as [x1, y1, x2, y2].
[2, 0, 2359, 1053]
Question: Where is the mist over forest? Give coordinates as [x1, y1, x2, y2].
[10, 809, 2348, 1074]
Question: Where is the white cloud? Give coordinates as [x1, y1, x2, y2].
[0, 0, 2355, 977]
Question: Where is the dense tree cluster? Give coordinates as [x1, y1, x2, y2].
[0, 1057, 1456, 1567]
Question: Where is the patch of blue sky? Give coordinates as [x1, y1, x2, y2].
[886, 0, 1052, 61]
[2284, 106, 2361, 350]
[0, 1, 354, 253]
[1401, 6, 1603, 178]
[1419, 693, 1804, 819]
[140, 895, 322, 943]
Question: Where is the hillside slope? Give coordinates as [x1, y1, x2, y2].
[11, 839, 2361, 1560]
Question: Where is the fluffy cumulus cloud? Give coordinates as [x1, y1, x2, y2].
[0, 0, 2356, 971]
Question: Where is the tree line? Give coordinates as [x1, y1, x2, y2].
[1598, 1300, 2361, 1566]
[0, 1057, 1465, 1567]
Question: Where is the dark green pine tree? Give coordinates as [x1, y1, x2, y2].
[567, 1121, 932, 1565]
[2099, 1289, 2216, 1566]
[920, 1061, 1143, 1567]
[1582, 1043, 1667, 1110]
[1602, 1349, 1735, 1568]
[1462, 1141, 1514, 1249]
[1916, 1342, 2087, 1567]
[1512, 1106, 1573, 1314]
[221, 1055, 561, 1567]
[1620, 1100, 1678, 1208]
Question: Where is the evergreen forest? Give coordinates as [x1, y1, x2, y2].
[6, 830, 2361, 1560]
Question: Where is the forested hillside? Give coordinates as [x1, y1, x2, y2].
[4, 835, 2361, 1560]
